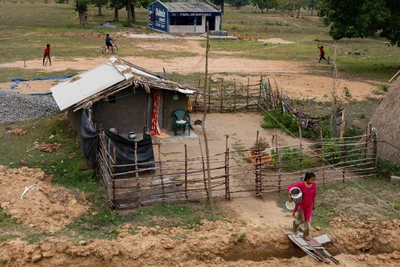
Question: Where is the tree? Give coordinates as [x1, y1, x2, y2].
[320, 0, 400, 46]
[75, 0, 89, 26]
[90, 0, 108, 16]
[108, 0, 125, 22]
[252, 0, 277, 13]
[226, 0, 250, 9]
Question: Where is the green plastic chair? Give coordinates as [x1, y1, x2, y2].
[172, 109, 190, 136]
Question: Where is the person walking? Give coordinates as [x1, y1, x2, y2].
[43, 44, 51, 66]
[318, 45, 327, 63]
[288, 172, 317, 240]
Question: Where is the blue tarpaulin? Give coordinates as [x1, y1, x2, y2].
[10, 76, 73, 82]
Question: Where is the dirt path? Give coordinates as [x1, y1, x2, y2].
[0, 55, 379, 101]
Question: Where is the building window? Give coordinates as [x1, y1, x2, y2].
[170, 16, 201, 26]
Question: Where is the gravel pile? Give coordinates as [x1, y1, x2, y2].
[0, 90, 60, 123]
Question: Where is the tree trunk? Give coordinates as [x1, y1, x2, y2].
[79, 12, 88, 26]
[132, 5, 136, 22]
[114, 7, 119, 22]
[66, 0, 68, 3]
[97, 4, 103, 16]
[311, 2, 314, 16]
[296, 0, 301, 18]
[261, 8, 264, 14]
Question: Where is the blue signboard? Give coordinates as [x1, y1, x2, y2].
[148, 1, 168, 33]
[170, 12, 220, 17]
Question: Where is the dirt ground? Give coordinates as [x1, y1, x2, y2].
[0, 37, 380, 101]
[0, 36, 393, 266]
[1, 217, 400, 266]
[0, 165, 89, 233]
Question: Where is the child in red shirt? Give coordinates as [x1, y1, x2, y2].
[318, 45, 327, 63]
[288, 171, 317, 240]
[43, 44, 51, 66]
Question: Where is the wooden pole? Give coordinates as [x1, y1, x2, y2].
[343, 137, 347, 183]
[185, 144, 188, 202]
[220, 78, 224, 111]
[198, 139, 208, 198]
[202, 22, 215, 220]
[158, 143, 165, 204]
[331, 42, 339, 137]
[163, 67, 167, 79]
[233, 78, 237, 112]
[299, 126, 303, 181]
[208, 76, 211, 112]
[246, 78, 250, 110]
[112, 146, 117, 209]
[225, 135, 230, 200]
[134, 142, 139, 178]
[276, 135, 281, 193]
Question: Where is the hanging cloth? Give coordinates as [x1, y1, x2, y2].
[150, 90, 162, 136]
[186, 96, 192, 112]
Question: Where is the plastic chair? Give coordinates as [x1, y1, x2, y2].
[172, 109, 190, 136]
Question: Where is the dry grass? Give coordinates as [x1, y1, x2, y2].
[369, 79, 400, 164]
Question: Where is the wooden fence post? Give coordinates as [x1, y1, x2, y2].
[342, 138, 347, 183]
[246, 78, 250, 110]
[112, 146, 117, 209]
[198, 139, 209, 198]
[220, 78, 224, 111]
[225, 135, 231, 200]
[276, 135, 282, 193]
[185, 144, 188, 202]
[158, 143, 165, 204]
[255, 131, 262, 197]
[299, 126, 303, 181]
[258, 76, 263, 105]
[233, 78, 237, 112]
[208, 76, 211, 112]
[372, 128, 378, 169]
[364, 125, 369, 164]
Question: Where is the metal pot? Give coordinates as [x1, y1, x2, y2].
[109, 128, 118, 134]
[290, 187, 303, 204]
[128, 132, 136, 139]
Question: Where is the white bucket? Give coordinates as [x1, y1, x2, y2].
[285, 201, 295, 211]
[290, 187, 303, 204]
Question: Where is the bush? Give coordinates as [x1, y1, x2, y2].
[250, 137, 270, 151]
[377, 158, 400, 178]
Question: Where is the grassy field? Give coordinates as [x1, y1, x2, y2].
[0, 115, 224, 243]
[0, 2, 400, 83]
[277, 176, 400, 229]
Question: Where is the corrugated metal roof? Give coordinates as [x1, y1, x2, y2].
[51, 63, 125, 111]
[164, 2, 220, 13]
[51, 57, 195, 111]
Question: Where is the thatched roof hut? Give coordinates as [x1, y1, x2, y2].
[369, 79, 400, 164]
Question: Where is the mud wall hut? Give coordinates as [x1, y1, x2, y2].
[369, 78, 400, 164]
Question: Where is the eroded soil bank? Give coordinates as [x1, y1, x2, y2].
[1, 218, 400, 266]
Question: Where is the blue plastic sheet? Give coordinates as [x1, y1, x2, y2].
[10, 75, 73, 82]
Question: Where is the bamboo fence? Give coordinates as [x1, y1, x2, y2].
[98, 128, 377, 209]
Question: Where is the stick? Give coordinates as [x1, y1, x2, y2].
[388, 69, 400, 83]
[185, 144, 188, 202]
[202, 21, 215, 221]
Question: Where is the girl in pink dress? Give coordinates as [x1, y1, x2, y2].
[287, 172, 317, 240]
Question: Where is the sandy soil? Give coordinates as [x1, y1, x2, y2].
[0, 34, 380, 102]
[1, 218, 400, 266]
[0, 165, 89, 233]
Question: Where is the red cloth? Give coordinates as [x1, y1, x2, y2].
[288, 181, 316, 221]
[150, 90, 162, 136]
[44, 47, 50, 55]
[318, 46, 324, 55]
